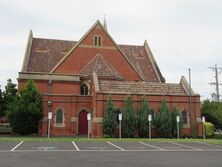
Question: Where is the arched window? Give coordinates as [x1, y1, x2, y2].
[81, 84, 88, 95]
[56, 109, 63, 124]
[181, 111, 188, 124]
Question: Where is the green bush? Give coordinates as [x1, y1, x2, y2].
[122, 95, 136, 138]
[204, 122, 215, 137]
[102, 95, 118, 137]
[137, 96, 151, 138]
[7, 80, 42, 135]
[201, 100, 222, 129]
[154, 101, 172, 137]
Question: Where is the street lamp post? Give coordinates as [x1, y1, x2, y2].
[47, 101, 52, 139]
[202, 116, 206, 140]
[176, 116, 180, 139]
[87, 113, 91, 139]
[118, 113, 122, 139]
[148, 114, 152, 139]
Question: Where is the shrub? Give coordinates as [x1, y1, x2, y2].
[171, 108, 183, 137]
[102, 95, 118, 137]
[201, 100, 222, 129]
[154, 101, 172, 138]
[7, 80, 42, 135]
[122, 95, 136, 137]
[204, 122, 215, 137]
[137, 96, 151, 138]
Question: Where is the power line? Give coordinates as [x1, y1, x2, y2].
[209, 64, 222, 101]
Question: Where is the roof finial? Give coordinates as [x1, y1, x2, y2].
[103, 14, 107, 31]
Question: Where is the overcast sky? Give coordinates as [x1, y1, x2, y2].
[0, 0, 221, 100]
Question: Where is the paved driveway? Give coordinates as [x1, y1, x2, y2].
[0, 141, 221, 167]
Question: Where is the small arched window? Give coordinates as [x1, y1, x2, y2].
[56, 109, 63, 124]
[80, 84, 88, 95]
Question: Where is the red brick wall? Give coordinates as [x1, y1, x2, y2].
[54, 24, 141, 81]
[93, 93, 202, 137]
[18, 79, 202, 137]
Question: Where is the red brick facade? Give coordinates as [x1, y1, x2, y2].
[18, 20, 203, 137]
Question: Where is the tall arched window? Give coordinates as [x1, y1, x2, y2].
[81, 84, 88, 95]
[56, 109, 63, 124]
[181, 111, 188, 124]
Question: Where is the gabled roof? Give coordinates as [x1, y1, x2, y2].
[80, 54, 123, 80]
[49, 20, 143, 81]
[21, 20, 165, 83]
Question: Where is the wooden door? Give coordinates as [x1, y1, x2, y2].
[78, 111, 88, 135]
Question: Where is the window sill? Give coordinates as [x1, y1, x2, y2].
[54, 123, 65, 127]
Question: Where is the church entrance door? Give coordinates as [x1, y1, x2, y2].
[78, 110, 88, 135]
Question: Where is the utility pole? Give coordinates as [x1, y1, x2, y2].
[189, 68, 197, 136]
[209, 64, 222, 101]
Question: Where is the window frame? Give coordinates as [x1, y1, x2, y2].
[80, 83, 89, 95]
[180, 110, 190, 128]
[93, 35, 102, 47]
[54, 108, 65, 127]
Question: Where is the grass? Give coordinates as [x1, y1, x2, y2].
[0, 136, 221, 145]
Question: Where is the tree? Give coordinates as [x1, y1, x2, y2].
[122, 95, 136, 137]
[171, 107, 183, 137]
[102, 95, 118, 137]
[0, 86, 4, 118]
[154, 100, 172, 137]
[7, 80, 42, 135]
[201, 100, 222, 129]
[137, 96, 151, 138]
[2, 79, 17, 117]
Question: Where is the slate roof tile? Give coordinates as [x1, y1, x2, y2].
[26, 38, 161, 82]
[99, 80, 187, 95]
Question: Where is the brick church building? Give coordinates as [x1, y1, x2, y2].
[18, 20, 203, 137]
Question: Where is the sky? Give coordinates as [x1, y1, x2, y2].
[0, 0, 221, 100]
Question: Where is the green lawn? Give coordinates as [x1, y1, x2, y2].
[0, 137, 221, 145]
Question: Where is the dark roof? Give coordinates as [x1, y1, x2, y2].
[27, 38, 76, 72]
[25, 37, 163, 82]
[119, 44, 159, 82]
[99, 80, 187, 95]
[80, 54, 123, 79]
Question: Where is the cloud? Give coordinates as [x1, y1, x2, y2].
[0, 0, 221, 100]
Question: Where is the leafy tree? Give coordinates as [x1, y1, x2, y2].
[171, 107, 183, 137]
[0, 86, 4, 118]
[154, 100, 172, 137]
[122, 95, 136, 137]
[7, 80, 42, 135]
[137, 96, 151, 138]
[201, 100, 222, 129]
[2, 79, 17, 117]
[102, 95, 118, 137]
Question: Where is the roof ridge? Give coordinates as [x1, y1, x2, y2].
[79, 54, 123, 79]
[33, 37, 77, 43]
[100, 55, 116, 76]
[49, 20, 143, 80]
[93, 54, 100, 72]
[79, 55, 99, 74]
